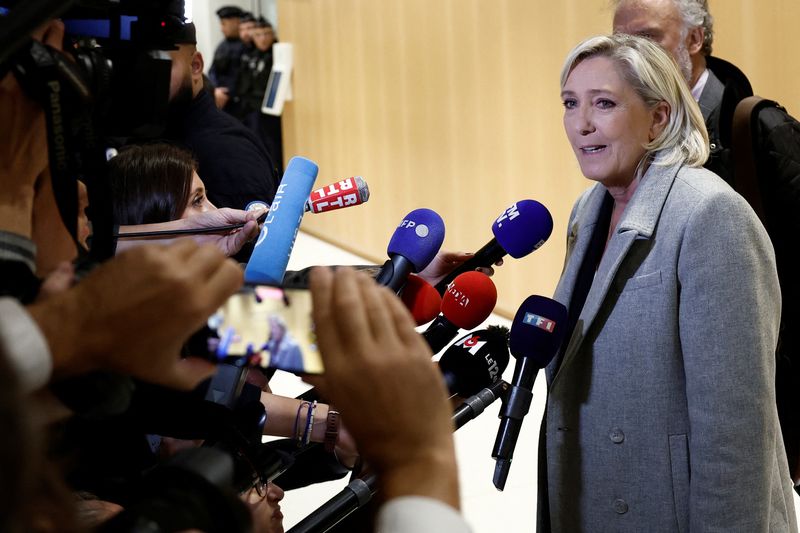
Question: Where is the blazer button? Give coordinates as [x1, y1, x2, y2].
[609, 428, 625, 443]
[613, 499, 629, 514]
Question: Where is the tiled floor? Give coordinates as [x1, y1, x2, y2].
[271, 231, 800, 532]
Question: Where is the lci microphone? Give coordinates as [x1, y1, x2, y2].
[438, 325, 510, 397]
[423, 271, 497, 354]
[492, 295, 567, 490]
[434, 200, 554, 294]
[244, 156, 318, 284]
[375, 208, 445, 293]
[305, 177, 369, 213]
[400, 274, 442, 326]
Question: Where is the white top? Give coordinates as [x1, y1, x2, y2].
[376, 496, 472, 533]
[0, 297, 52, 392]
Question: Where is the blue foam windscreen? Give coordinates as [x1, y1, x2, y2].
[492, 200, 553, 259]
[509, 295, 568, 367]
[387, 208, 446, 272]
[244, 156, 318, 284]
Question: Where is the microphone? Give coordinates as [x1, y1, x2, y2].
[400, 274, 442, 326]
[304, 177, 369, 213]
[375, 208, 445, 293]
[244, 156, 318, 285]
[438, 325, 510, 397]
[492, 295, 567, 490]
[423, 271, 497, 354]
[434, 200, 554, 294]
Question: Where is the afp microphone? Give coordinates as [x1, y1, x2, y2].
[423, 271, 497, 354]
[438, 325, 510, 397]
[434, 200, 553, 294]
[304, 177, 369, 213]
[400, 274, 442, 326]
[492, 295, 567, 490]
[375, 208, 445, 293]
[244, 156, 318, 284]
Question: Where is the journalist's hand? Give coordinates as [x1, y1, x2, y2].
[307, 267, 459, 508]
[418, 250, 503, 286]
[117, 208, 263, 257]
[27, 239, 243, 390]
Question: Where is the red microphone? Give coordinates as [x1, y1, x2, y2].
[423, 271, 498, 354]
[400, 274, 443, 326]
[304, 177, 370, 213]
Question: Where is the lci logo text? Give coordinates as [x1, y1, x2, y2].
[523, 312, 555, 332]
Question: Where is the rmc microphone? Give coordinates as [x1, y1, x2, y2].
[434, 200, 554, 294]
[423, 271, 497, 354]
[400, 274, 442, 326]
[305, 177, 369, 213]
[438, 325, 510, 397]
[374, 208, 445, 293]
[244, 156, 318, 284]
[492, 295, 567, 490]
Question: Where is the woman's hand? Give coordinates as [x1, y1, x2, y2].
[117, 207, 264, 256]
[417, 250, 503, 286]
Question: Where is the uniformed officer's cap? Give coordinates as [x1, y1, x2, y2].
[216, 6, 245, 19]
[240, 12, 256, 23]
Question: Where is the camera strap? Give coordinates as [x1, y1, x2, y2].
[13, 39, 115, 262]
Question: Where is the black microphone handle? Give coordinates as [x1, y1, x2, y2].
[287, 382, 509, 533]
[491, 356, 541, 491]
[422, 316, 461, 355]
[433, 238, 507, 295]
[374, 254, 415, 293]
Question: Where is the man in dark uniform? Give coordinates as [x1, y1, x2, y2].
[209, 5, 245, 110]
[166, 22, 278, 214]
[230, 18, 284, 174]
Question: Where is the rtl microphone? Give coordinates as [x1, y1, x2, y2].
[375, 208, 445, 293]
[492, 295, 567, 490]
[304, 177, 369, 213]
[245, 156, 318, 284]
[423, 271, 497, 354]
[400, 274, 442, 326]
[434, 200, 554, 294]
[438, 325, 510, 397]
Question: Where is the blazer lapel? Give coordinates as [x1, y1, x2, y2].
[551, 160, 682, 387]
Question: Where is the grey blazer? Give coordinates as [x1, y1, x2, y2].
[537, 160, 797, 532]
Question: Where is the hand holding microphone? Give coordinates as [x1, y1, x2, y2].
[433, 200, 554, 294]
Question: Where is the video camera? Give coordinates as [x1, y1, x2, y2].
[0, 0, 196, 260]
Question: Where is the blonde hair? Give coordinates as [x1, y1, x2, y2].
[560, 33, 709, 168]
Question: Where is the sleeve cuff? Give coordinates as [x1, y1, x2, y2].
[0, 231, 36, 272]
[0, 298, 53, 392]
[376, 496, 471, 533]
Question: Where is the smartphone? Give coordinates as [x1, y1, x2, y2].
[204, 284, 322, 374]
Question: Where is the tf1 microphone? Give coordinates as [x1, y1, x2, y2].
[400, 274, 442, 326]
[423, 271, 497, 354]
[375, 208, 445, 293]
[492, 295, 567, 490]
[305, 177, 369, 213]
[438, 325, 510, 397]
[244, 156, 318, 284]
[434, 200, 554, 294]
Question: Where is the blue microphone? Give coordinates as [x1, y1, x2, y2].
[244, 156, 318, 284]
[434, 200, 554, 294]
[375, 208, 445, 293]
[492, 295, 568, 490]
